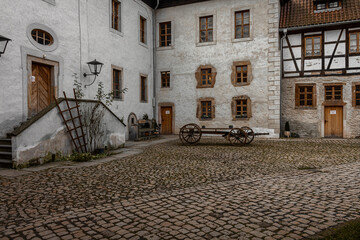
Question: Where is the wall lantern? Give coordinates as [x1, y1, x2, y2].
[0, 35, 12, 57]
[84, 59, 104, 87]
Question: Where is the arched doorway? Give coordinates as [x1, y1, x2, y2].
[128, 113, 138, 140]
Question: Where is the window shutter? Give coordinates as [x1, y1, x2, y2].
[248, 63, 252, 82]
[195, 70, 200, 88]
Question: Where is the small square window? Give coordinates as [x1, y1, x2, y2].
[295, 84, 316, 107]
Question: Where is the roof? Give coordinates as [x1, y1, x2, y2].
[142, 0, 210, 9]
[280, 0, 360, 29]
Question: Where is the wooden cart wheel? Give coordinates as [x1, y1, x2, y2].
[179, 123, 202, 144]
[228, 128, 247, 146]
[241, 126, 255, 144]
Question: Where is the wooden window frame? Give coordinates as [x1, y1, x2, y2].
[352, 83, 360, 108]
[231, 96, 252, 120]
[304, 35, 322, 58]
[199, 15, 214, 43]
[111, 0, 121, 32]
[295, 84, 316, 108]
[112, 66, 123, 101]
[159, 22, 171, 47]
[140, 16, 147, 44]
[234, 10, 250, 39]
[140, 74, 148, 103]
[314, 1, 341, 11]
[349, 31, 360, 56]
[195, 65, 217, 88]
[197, 97, 215, 120]
[31, 29, 54, 46]
[231, 61, 252, 86]
[161, 71, 170, 88]
[324, 85, 343, 103]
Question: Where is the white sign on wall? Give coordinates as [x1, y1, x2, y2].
[165, 111, 170, 115]
[330, 110, 337, 115]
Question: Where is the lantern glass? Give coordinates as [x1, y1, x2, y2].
[87, 59, 104, 76]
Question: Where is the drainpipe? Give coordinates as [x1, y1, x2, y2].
[280, 28, 287, 137]
[152, 0, 159, 121]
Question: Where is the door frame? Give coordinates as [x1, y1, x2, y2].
[158, 102, 175, 134]
[21, 47, 63, 121]
[322, 105, 345, 138]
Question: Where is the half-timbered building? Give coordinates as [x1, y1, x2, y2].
[280, 0, 360, 138]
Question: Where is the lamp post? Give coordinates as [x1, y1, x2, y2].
[84, 59, 104, 87]
[0, 35, 11, 57]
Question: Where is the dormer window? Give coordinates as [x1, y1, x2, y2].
[315, 1, 341, 11]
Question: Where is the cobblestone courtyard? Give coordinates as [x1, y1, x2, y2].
[1, 137, 360, 239]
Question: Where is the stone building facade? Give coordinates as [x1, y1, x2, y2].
[280, 0, 360, 138]
[155, 0, 281, 137]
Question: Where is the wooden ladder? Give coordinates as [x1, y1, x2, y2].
[54, 89, 88, 153]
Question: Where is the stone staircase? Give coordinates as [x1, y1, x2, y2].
[0, 138, 12, 168]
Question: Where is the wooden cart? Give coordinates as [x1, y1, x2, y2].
[179, 123, 268, 146]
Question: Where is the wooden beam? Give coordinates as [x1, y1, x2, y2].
[327, 29, 344, 70]
[285, 35, 300, 73]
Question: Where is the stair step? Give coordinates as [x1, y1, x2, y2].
[0, 159, 12, 168]
[0, 145, 12, 151]
[0, 152, 12, 159]
[0, 139, 11, 145]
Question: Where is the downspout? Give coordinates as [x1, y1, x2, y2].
[280, 28, 287, 137]
[152, 0, 159, 120]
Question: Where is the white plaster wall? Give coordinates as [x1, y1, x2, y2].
[0, 0, 154, 139]
[0, 0, 80, 137]
[12, 100, 126, 167]
[155, 0, 280, 136]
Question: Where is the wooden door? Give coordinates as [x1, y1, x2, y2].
[324, 106, 343, 138]
[29, 63, 52, 117]
[161, 107, 173, 135]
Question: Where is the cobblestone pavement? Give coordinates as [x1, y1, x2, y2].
[1, 138, 360, 239]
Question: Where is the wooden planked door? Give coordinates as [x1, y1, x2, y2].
[324, 106, 343, 138]
[29, 62, 53, 117]
[161, 107, 173, 135]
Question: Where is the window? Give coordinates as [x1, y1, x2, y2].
[112, 68, 123, 100]
[353, 84, 360, 107]
[201, 69, 212, 86]
[197, 98, 215, 120]
[159, 22, 171, 47]
[161, 71, 170, 88]
[231, 96, 252, 120]
[201, 101, 212, 119]
[31, 29, 53, 46]
[195, 65, 217, 88]
[235, 10, 250, 39]
[315, 1, 340, 10]
[199, 16, 213, 43]
[140, 75, 147, 102]
[305, 35, 322, 57]
[140, 16, 147, 44]
[111, 0, 121, 31]
[295, 85, 316, 107]
[325, 85, 342, 101]
[349, 31, 360, 54]
[231, 61, 251, 86]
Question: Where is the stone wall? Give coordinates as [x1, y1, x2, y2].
[155, 0, 281, 136]
[281, 75, 360, 138]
